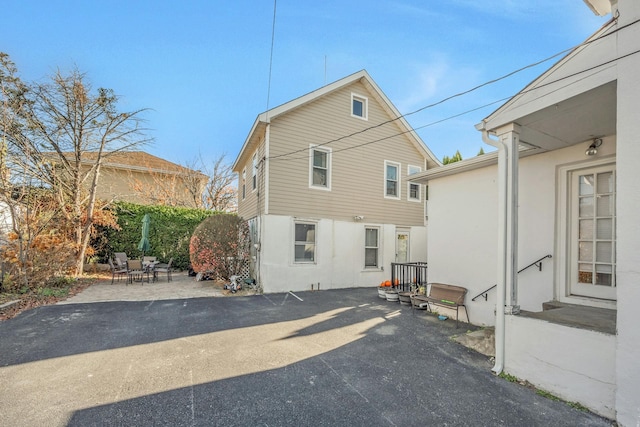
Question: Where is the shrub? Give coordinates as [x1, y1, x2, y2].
[189, 214, 250, 280]
[99, 202, 214, 270]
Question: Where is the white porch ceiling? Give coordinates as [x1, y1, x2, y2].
[515, 81, 617, 151]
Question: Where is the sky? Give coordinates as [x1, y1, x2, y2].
[1, 1, 608, 166]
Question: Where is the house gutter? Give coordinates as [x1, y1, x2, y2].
[479, 123, 506, 375]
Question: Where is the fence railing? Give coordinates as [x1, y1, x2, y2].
[390, 262, 428, 292]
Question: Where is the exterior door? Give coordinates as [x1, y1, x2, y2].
[396, 231, 409, 263]
[569, 165, 616, 300]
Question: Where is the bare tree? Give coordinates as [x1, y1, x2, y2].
[200, 154, 237, 212]
[128, 156, 208, 208]
[0, 52, 151, 276]
[128, 153, 237, 212]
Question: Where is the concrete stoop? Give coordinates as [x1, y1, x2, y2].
[453, 327, 495, 357]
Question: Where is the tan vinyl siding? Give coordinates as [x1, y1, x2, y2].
[267, 81, 426, 226]
[237, 138, 266, 220]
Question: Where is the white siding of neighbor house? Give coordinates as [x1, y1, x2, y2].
[426, 139, 617, 326]
[266, 80, 426, 226]
[258, 214, 427, 293]
[614, 1, 640, 423]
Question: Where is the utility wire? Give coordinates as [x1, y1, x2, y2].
[268, 15, 636, 162]
[265, 0, 277, 116]
[272, 46, 640, 162]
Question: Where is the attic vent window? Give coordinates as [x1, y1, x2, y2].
[351, 93, 368, 120]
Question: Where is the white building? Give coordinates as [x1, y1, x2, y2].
[411, 0, 640, 423]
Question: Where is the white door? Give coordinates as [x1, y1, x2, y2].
[569, 165, 616, 300]
[396, 232, 409, 263]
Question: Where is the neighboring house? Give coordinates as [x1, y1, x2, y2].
[66, 151, 207, 207]
[411, 0, 638, 423]
[233, 70, 439, 293]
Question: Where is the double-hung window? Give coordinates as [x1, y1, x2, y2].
[407, 165, 421, 202]
[365, 228, 379, 268]
[252, 154, 257, 190]
[294, 222, 316, 263]
[351, 93, 368, 120]
[385, 161, 400, 199]
[310, 146, 331, 189]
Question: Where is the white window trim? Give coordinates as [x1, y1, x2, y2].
[309, 145, 332, 191]
[364, 226, 381, 269]
[555, 156, 616, 309]
[252, 153, 258, 192]
[351, 93, 368, 120]
[407, 165, 422, 202]
[384, 160, 401, 200]
[293, 219, 318, 265]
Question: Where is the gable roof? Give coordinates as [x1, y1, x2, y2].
[233, 70, 440, 171]
[414, 16, 620, 183]
[60, 151, 207, 178]
[477, 17, 618, 151]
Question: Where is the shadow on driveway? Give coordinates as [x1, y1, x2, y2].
[0, 288, 612, 426]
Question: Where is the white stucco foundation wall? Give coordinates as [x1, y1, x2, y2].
[504, 315, 616, 419]
[427, 142, 616, 326]
[614, 0, 640, 424]
[258, 214, 427, 293]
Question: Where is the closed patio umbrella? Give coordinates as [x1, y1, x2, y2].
[137, 213, 151, 258]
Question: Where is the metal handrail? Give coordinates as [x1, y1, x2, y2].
[390, 262, 428, 292]
[471, 254, 552, 301]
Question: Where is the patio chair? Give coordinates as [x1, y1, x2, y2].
[108, 258, 128, 284]
[143, 256, 157, 264]
[127, 259, 146, 285]
[154, 258, 173, 282]
[114, 252, 128, 269]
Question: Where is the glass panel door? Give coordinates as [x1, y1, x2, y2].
[395, 231, 409, 263]
[570, 166, 616, 300]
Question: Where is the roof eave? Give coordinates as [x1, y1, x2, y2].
[410, 147, 543, 183]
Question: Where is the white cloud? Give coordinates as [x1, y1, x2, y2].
[395, 55, 484, 114]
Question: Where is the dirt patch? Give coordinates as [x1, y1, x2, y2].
[0, 275, 104, 321]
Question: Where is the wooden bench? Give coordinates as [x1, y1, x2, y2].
[411, 283, 469, 328]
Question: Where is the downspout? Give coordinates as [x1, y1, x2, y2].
[480, 123, 507, 375]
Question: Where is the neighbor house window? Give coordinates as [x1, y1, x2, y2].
[365, 227, 379, 268]
[351, 93, 368, 120]
[407, 165, 422, 201]
[252, 154, 258, 190]
[294, 222, 316, 263]
[310, 146, 331, 189]
[241, 169, 246, 200]
[385, 161, 400, 199]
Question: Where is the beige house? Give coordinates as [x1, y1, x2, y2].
[233, 70, 439, 293]
[75, 151, 207, 207]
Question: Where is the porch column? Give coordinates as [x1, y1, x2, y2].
[486, 123, 520, 375]
[495, 123, 520, 315]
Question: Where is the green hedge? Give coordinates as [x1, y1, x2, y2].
[98, 202, 216, 270]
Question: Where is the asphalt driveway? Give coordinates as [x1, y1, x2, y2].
[0, 288, 611, 426]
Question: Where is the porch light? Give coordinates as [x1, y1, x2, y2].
[586, 138, 602, 156]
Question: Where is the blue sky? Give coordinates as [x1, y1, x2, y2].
[1, 1, 607, 165]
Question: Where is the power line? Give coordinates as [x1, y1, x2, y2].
[265, 0, 277, 116]
[268, 15, 637, 162]
[271, 46, 640, 162]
